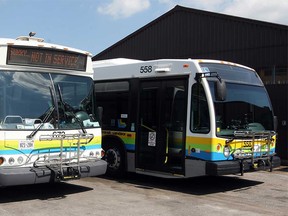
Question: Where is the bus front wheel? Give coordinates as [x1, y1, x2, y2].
[104, 143, 125, 177]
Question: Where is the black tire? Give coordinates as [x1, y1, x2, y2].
[103, 141, 126, 178]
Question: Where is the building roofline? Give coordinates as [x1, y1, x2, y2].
[93, 5, 288, 60]
[175, 5, 287, 28]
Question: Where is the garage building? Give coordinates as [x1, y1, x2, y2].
[93, 5, 288, 164]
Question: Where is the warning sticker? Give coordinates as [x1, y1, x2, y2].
[148, 132, 156, 146]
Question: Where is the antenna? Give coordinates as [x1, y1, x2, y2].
[29, 32, 36, 37]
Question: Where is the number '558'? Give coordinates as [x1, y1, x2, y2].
[140, 66, 152, 73]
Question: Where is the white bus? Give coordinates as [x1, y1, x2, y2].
[0, 34, 106, 187]
[93, 58, 280, 178]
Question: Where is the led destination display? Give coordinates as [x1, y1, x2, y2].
[7, 46, 87, 71]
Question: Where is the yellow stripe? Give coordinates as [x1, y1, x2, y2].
[0, 136, 101, 150]
[103, 130, 136, 140]
[186, 135, 276, 152]
[186, 136, 221, 145]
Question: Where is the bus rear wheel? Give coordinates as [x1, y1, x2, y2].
[104, 143, 125, 177]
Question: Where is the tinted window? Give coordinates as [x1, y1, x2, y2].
[200, 63, 262, 86]
[95, 81, 130, 130]
[191, 83, 210, 133]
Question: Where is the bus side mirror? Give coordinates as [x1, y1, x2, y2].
[215, 79, 226, 101]
[97, 106, 103, 125]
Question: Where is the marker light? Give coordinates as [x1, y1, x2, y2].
[101, 150, 105, 158]
[270, 139, 275, 147]
[155, 67, 170, 73]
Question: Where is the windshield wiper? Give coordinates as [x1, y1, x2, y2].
[27, 87, 56, 139]
[56, 84, 87, 134]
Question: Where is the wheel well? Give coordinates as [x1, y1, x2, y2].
[102, 135, 127, 168]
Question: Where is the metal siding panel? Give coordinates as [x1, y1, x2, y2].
[266, 85, 288, 162]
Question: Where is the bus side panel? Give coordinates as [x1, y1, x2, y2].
[185, 136, 213, 160]
[185, 159, 206, 177]
[127, 152, 135, 172]
[185, 136, 229, 161]
[103, 130, 136, 151]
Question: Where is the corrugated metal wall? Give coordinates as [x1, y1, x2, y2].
[93, 6, 288, 70]
[266, 85, 288, 164]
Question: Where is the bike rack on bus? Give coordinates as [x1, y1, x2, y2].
[38, 132, 94, 180]
[231, 131, 276, 175]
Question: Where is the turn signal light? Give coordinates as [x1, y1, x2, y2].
[216, 144, 222, 152]
[0, 157, 4, 165]
[101, 150, 105, 158]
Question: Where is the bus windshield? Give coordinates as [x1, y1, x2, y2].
[0, 71, 98, 130]
[209, 81, 274, 137]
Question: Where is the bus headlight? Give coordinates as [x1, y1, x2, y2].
[223, 145, 231, 158]
[8, 157, 15, 165]
[96, 151, 100, 156]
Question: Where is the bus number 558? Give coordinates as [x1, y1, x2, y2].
[140, 66, 152, 73]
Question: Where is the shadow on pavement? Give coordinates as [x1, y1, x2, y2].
[100, 173, 264, 196]
[0, 182, 92, 203]
[275, 166, 288, 172]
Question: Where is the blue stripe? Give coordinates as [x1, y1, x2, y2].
[186, 150, 276, 161]
[125, 144, 135, 151]
[0, 144, 101, 156]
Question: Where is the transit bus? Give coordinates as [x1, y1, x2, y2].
[93, 58, 280, 178]
[0, 34, 106, 187]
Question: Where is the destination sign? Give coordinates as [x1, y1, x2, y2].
[7, 46, 87, 71]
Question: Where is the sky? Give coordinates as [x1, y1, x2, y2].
[1, 0, 288, 55]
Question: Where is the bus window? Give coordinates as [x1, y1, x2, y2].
[0, 72, 51, 129]
[52, 74, 96, 129]
[170, 88, 185, 131]
[95, 81, 130, 130]
[191, 83, 210, 133]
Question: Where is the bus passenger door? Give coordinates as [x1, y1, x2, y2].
[137, 79, 187, 174]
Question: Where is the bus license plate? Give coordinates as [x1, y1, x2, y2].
[19, 140, 34, 149]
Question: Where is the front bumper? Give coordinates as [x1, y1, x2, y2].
[206, 156, 281, 176]
[0, 159, 107, 187]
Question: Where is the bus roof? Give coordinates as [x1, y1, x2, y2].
[92, 58, 143, 67]
[0, 36, 92, 56]
[93, 58, 255, 80]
